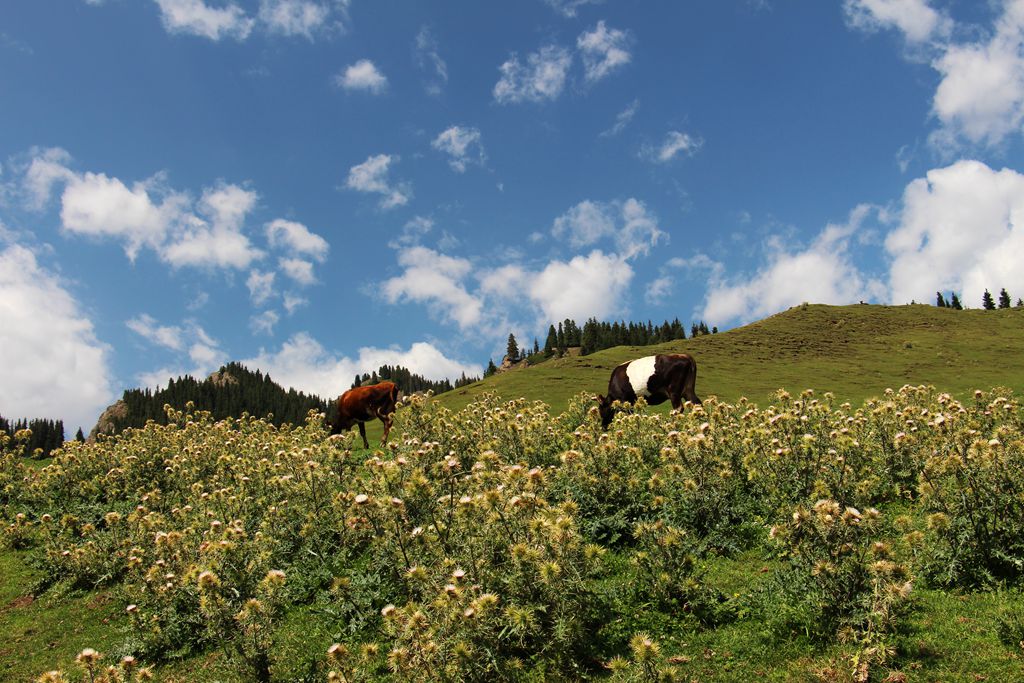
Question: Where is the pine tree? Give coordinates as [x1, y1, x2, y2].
[533, 338, 539, 356]
[506, 333, 520, 362]
[999, 288, 1011, 309]
[983, 289, 996, 310]
[484, 358, 497, 377]
[543, 325, 557, 355]
[1017, 298, 1024, 307]
[951, 293, 963, 310]
[936, 291, 947, 308]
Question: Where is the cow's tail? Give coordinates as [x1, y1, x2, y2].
[685, 356, 702, 406]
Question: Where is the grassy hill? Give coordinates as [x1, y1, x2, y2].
[436, 303, 1024, 414]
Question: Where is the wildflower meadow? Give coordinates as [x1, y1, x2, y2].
[3, 386, 1024, 681]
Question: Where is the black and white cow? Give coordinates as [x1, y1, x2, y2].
[595, 353, 702, 428]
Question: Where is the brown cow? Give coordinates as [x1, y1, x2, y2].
[595, 353, 701, 429]
[329, 381, 399, 448]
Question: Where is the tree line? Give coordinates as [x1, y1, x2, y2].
[0, 415, 67, 457]
[488, 316, 717, 376]
[111, 362, 330, 434]
[936, 287, 1024, 310]
[351, 364, 479, 395]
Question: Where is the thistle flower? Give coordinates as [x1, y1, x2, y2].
[197, 570, 220, 590]
[327, 642, 349, 665]
[629, 632, 661, 663]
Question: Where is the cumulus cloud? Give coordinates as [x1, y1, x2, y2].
[345, 154, 411, 209]
[931, 1, 1024, 148]
[250, 309, 280, 335]
[23, 149, 264, 269]
[698, 205, 886, 325]
[126, 314, 184, 351]
[577, 21, 631, 82]
[278, 256, 317, 285]
[885, 159, 1024, 306]
[432, 126, 486, 173]
[153, 0, 255, 41]
[161, 184, 264, 269]
[846, 0, 1024, 149]
[336, 59, 388, 93]
[493, 45, 573, 104]
[415, 26, 448, 95]
[0, 243, 114, 431]
[642, 131, 702, 163]
[242, 332, 483, 399]
[265, 218, 329, 261]
[135, 322, 226, 389]
[381, 246, 483, 329]
[842, 0, 952, 44]
[258, 0, 332, 39]
[390, 215, 434, 248]
[551, 197, 665, 259]
[527, 250, 633, 324]
[247, 269, 276, 305]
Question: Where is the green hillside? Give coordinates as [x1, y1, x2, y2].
[437, 303, 1024, 413]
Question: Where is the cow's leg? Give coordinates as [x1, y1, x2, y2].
[358, 421, 369, 449]
[379, 412, 393, 446]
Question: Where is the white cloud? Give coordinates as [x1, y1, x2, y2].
[247, 269, 276, 305]
[931, 1, 1024, 148]
[258, 0, 331, 39]
[24, 150, 263, 270]
[61, 171, 185, 261]
[600, 99, 639, 138]
[642, 131, 702, 163]
[493, 45, 573, 104]
[551, 197, 665, 259]
[382, 246, 483, 329]
[345, 154, 411, 209]
[885, 159, 1024, 306]
[23, 147, 75, 210]
[126, 313, 184, 351]
[283, 292, 308, 314]
[432, 126, 486, 173]
[843, 0, 952, 44]
[699, 205, 886, 325]
[0, 243, 114, 432]
[161, 184, 263, 269]
[645, 275, 674, 305]
[415, 26, 448, 95]
[242, 332, 483, 399]
[250, 309, 280, 335]
[543, 0, 602, 18]
[135, 322, 226, 389]
[279, 256, 317, 285]
[528, 250, 633, 323]
[153, 0, 255, 41]
[390, 215, 434, 248]
[577, 21, 631, 82]
[336, 58, 388, 93]
[265, 218, 329, 260]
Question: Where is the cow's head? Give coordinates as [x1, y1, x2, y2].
[593, 394, 614, 429]
[325, 403, 353, 436]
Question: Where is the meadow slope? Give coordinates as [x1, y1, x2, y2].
[438, 304, 1024, 413]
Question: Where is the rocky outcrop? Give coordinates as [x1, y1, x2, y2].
[208, 368, 239, 388]
[86, 399, 128, 443]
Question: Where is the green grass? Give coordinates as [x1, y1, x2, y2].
[0, 551, 124, 682]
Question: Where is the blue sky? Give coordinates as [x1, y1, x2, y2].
[3, 0, 1024, 432]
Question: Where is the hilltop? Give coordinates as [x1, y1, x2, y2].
[436, 303, 1024, 414]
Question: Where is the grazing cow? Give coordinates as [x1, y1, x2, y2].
[595, 353, 702, 428]
[329, 381, 399, 448]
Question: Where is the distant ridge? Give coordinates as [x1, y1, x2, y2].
[89, 362, 330, 440]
